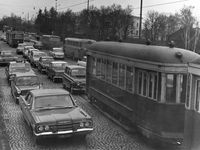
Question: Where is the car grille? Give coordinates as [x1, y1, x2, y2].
[50, 122, 80, 132]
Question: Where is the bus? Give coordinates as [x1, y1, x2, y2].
[40, 35, 62, 50]
[86, 41, 200, 145]
[64, 38, 96, 60]
[184, 59, 200, 150]
[6, 30, 24, 47]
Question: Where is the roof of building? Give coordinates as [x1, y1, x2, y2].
[88, 41, 200, 64]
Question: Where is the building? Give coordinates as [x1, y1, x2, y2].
[127, 16, 140, 38]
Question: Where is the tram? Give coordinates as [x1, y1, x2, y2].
[64, 38, 96, 60]
[6, 30, 24, 47]
[184, 60, 200, 150]
[86, 41, 200, 144]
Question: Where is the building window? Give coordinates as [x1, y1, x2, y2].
[119, 64, 125, 89]
[166, 74, 176, 103]
[136, 30, 139, 36]
[106, 60, 112, 83]
[126, 66, 134, 92]
[112, 62, 118, 85]
[195, 80, 200, 111]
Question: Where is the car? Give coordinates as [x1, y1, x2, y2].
[23, 45, 34, 59]
[33, 41, 43, 50]
[5, 61, 33, 84]
[62, 65, 86, 94]
[29, 51, 47, 67]
[46, 61, 68, 82]
[10, 72, 42, 104]
[27, 48, 39, 62]
[17, 42, 33, 54]
[16, 43, 26, 54]
[50, 47, 64, 59]
[38, 56, 54, 73]
[18, 89, 93, 144]
[77, 56, 87, 67]
[0, 50, 18, 65]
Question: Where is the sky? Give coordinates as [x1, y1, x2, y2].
[0, 0, 200, 20]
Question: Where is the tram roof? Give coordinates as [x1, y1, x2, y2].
[88, 41, 200, 64]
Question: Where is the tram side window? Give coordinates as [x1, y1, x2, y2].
[137, 71, 148, 97]
[119, 64, 125, 89]
[92, 57, 96, 75]
[126, 66, 134, 92]
[186, 74, 191, 108]
[148, 73, 158, 100]
[106, 60, 112, 83]
[195, 80, 200, 111]
[112, 62, 118, 85]
[166, 74, 176, 103]
[101, 59, 106, 80]
[96, 58, 101, 78]
[180, 75, 187, 103]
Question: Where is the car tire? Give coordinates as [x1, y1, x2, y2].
[63, 83, 66, 89]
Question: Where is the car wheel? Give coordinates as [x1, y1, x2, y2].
[33, 134, 42, 145]
[70, 87, 73, 94]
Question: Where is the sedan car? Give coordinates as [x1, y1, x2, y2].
[19, 89, 93, 144]
[29, 51, 47, 67]
[0, 50, 18, 65]
[16, 43, 26, 54]
[23, 45, 34, 59]
[49, 47, 64, 59]
[62, 65, 86, 94]
[5, 61, 33, 84]
[46, 61, 68, 82]
[38, 56, 54, 73]
[10, 72, 42, 104]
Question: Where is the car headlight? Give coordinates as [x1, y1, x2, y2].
[38, 125, 44, 132]
[44, 125, 49, 131]
[80, 122, 84, 127]
[85, 122, 90, 127]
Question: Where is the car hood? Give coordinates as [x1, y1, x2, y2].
[18, 85, 40, 91]
[32, 107, 91, 124]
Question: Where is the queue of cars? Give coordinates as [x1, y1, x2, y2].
[1, 40, 93, 144]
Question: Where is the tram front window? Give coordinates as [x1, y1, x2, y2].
[166, 74, 176, 103]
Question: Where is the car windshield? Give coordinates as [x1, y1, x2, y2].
[43, 58, 54, 64]
[52, 63, 66, 70]
[16, 76, 39, 86]
[71, 68, 86, 78]
[10, 63, 31, 72]
[53, 48, 63, 52]
[34, 95, 74, 110]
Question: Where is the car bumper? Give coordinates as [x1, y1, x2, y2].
[34, 128, 93, 138]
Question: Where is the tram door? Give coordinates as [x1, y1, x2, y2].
[184, 63, 200, 150]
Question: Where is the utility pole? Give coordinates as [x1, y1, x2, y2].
[139, 0, 143, 39]
[87, 0, 89, 10]
[55, 0, 57, 11]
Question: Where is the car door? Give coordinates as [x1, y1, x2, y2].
[23, 93, 33, 124]
[10, 77, 17, 98]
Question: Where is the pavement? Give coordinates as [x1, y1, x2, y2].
[0, 88, 10, 150]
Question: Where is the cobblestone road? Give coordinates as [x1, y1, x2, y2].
[0, 41, 181, 150]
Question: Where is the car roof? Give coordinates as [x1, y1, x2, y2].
[51, 61, 67, 64]
[31, 89, 69, 97]
[66, 65, 85, 69]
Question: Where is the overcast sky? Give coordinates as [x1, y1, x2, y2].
[0, 0, 200, 20]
